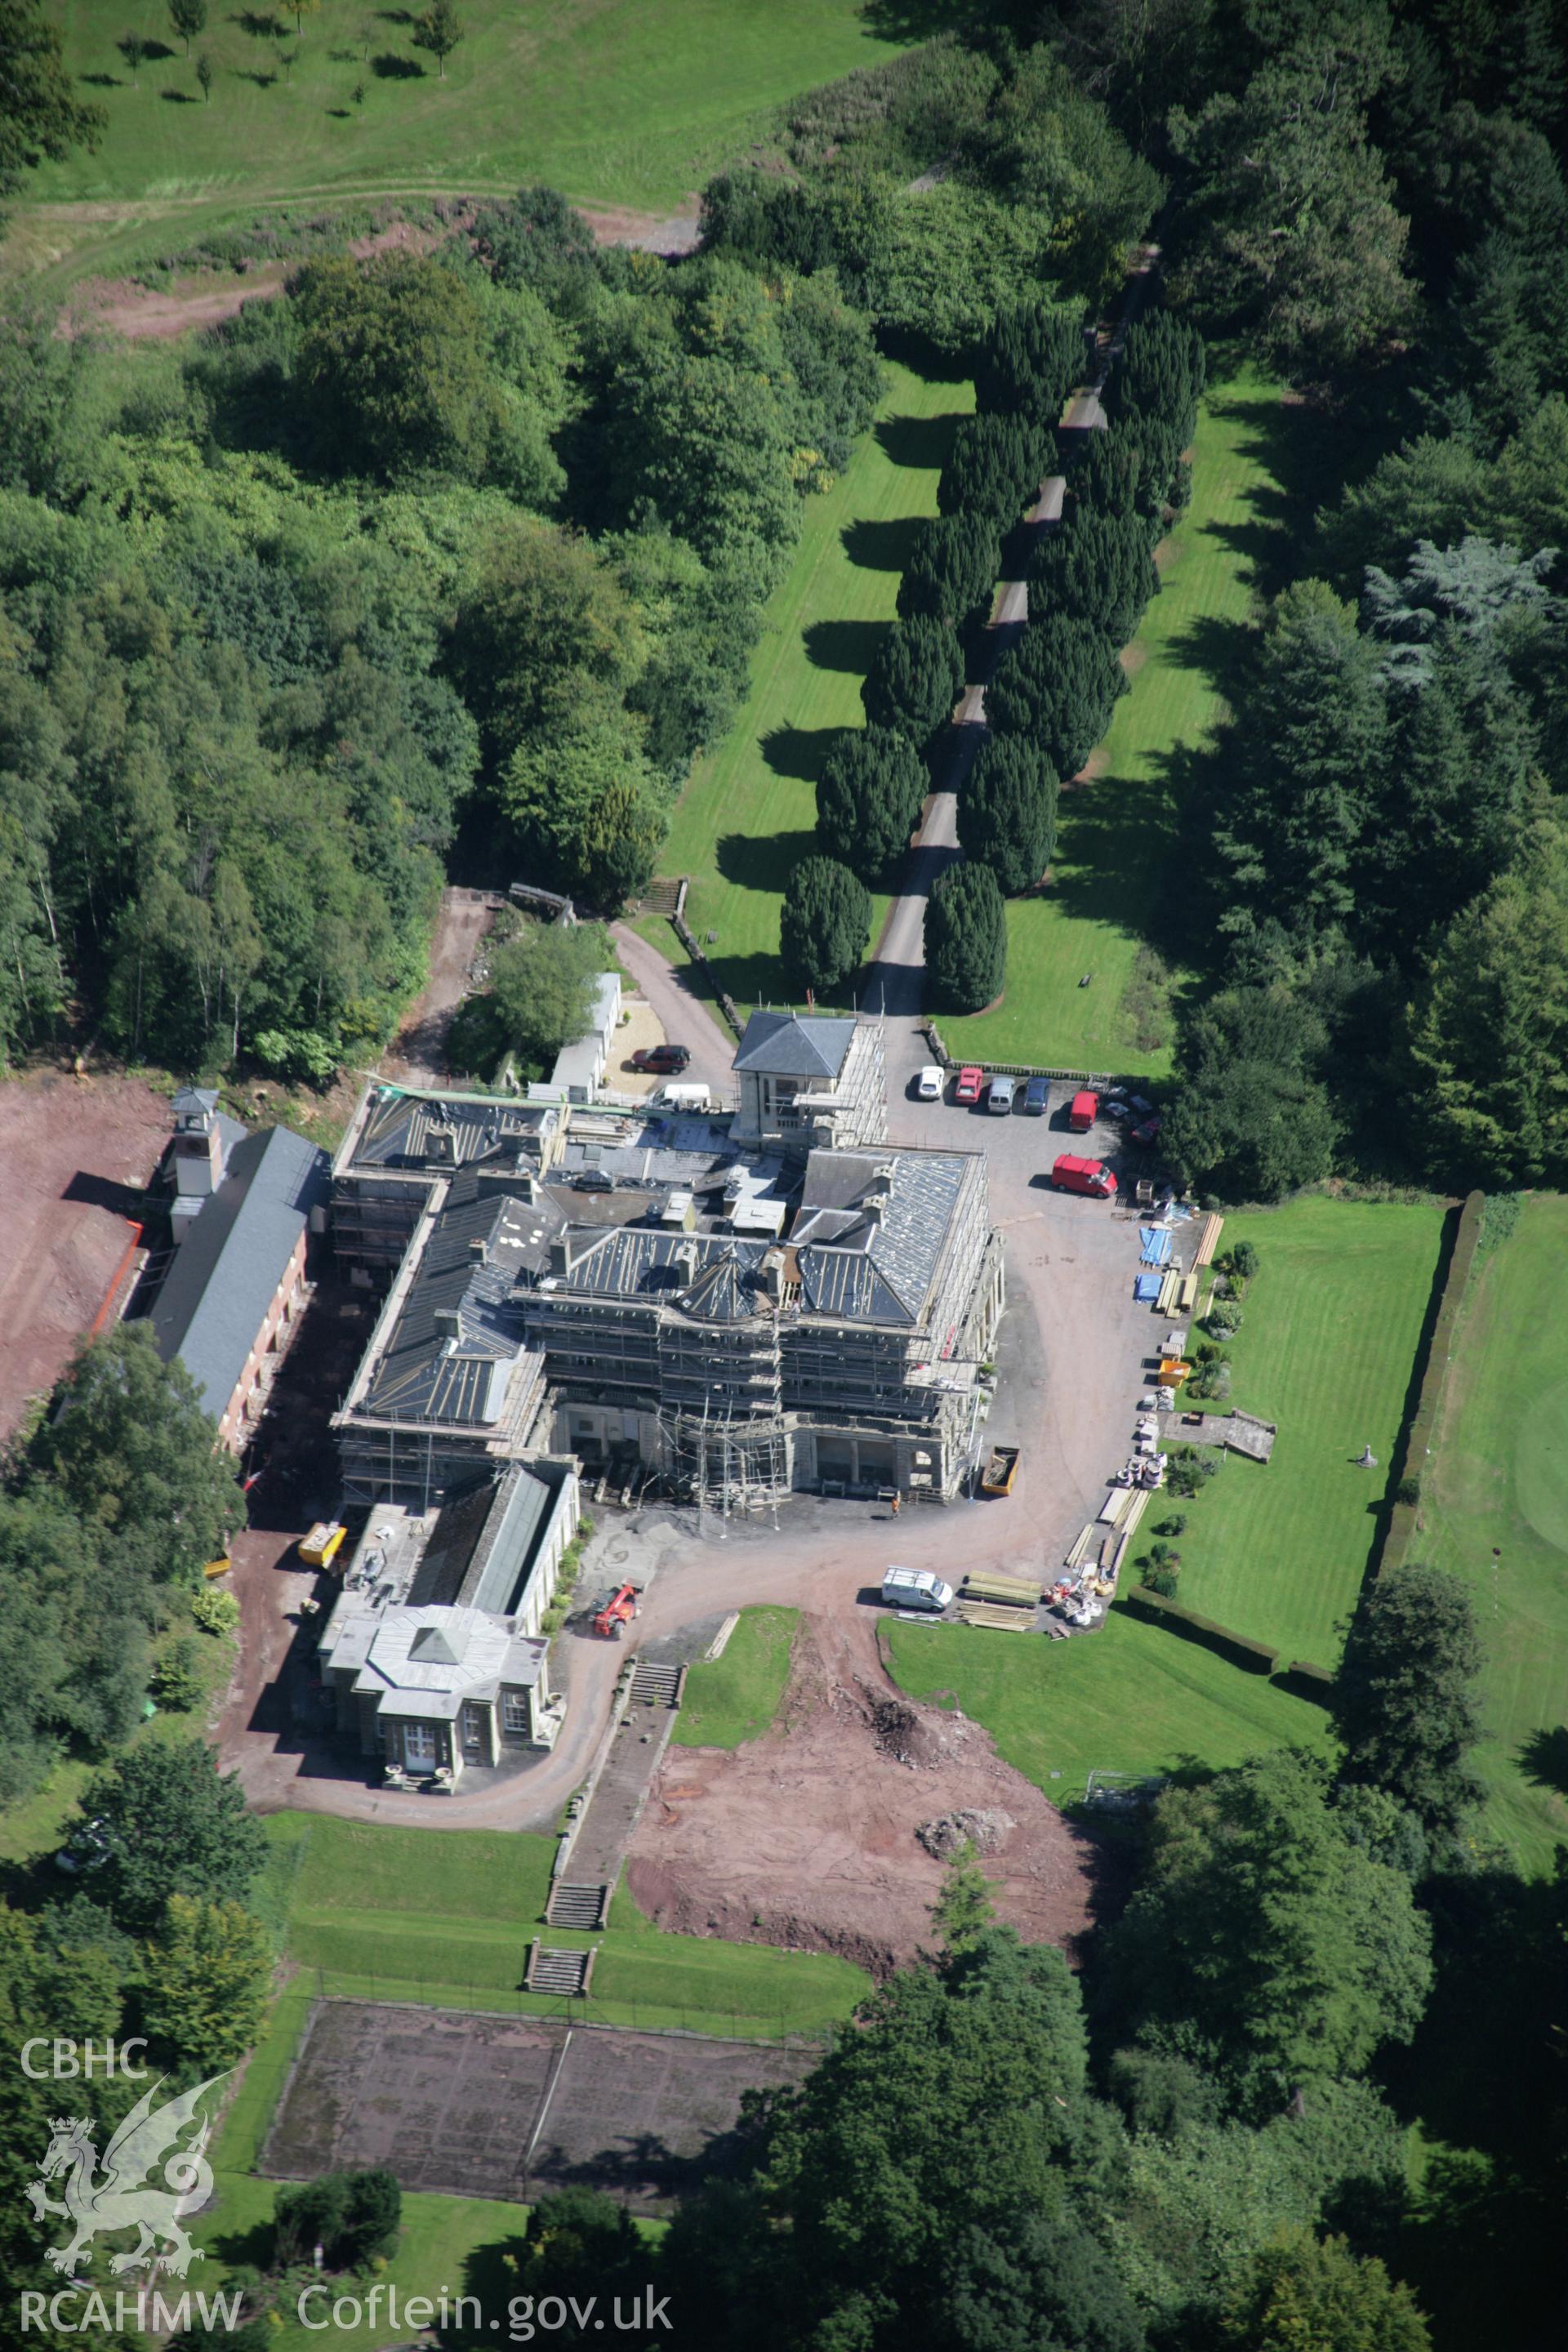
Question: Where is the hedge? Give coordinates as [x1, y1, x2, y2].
[1273, 1659, 1336, 1706]
[1120, 1585, 1280, 1674]
[1379, 1188, 1484, 1576]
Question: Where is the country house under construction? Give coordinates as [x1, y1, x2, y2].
[330, 1011, 1004, 1512]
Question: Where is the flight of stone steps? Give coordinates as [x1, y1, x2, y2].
[526, 1941, 595, 1998]
[546, 1880, 610, 1931]
[629, 1659, 684, 1709]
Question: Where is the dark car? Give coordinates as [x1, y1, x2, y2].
[630, 1044, 691, 1074]
[1022, 1075, 1049, 1116]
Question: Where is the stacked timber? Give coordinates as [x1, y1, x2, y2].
[1065, 1524, 1097, 1570]
[962, 1570, 1040, 1610]
[1193, 1213, 1224, 1267]
[956, 1600, 1036, 1632]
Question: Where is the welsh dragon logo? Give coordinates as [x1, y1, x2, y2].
[26, 2072, 229, 2279]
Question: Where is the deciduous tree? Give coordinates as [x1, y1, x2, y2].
[1334, 1563, 1486, 1842]
[168, 0, 206, 56]
[412, 0, 462, 78]
[1102, 1751, 1432, 2100]
[140, 1895, 270, 2073]
[1218, 2229, 1431, 2352]
[0, 0, 106, 197]
[82, 1738, 266, 1936]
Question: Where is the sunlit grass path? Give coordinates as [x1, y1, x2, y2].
[942, 368, 1288, 1078]
[639, 359, 972, 1011]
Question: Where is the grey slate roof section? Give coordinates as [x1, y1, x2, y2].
[404, 1462, 563, 1615]
[541, 1145, 970, 1333]
[555, 1226, 769, 1304]
[793, 1148, 968, 1329]
[354, 1089, 558, 1173]
[363, 1188, 545, 1423]
[733, 1010, 856, 1080]
[150, 1125, 329, 1418]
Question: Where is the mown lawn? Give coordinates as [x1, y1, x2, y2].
[674, 1606, 797, 1748]
[265, 1811, 866, 2038]
[1420, 1193, 1568, 1872]
[29, 0, 899, 229]
[888, 1608, 1334, 1798]
[639, 358, 971, 1009]
[1157, 1197, 1447, 1668]
[942, 370, 1290, 1078]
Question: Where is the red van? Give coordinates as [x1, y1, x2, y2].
[1067, 1089, 1098, 1132]
[1052, 1154, 1117, 1199]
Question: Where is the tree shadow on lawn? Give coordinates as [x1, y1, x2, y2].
[372, 50, 425, 75]
[760, 722, 843, 784]
[875, 411, 959, 473]
[804, 617, 889, 675]
[841, 514, 925, 572]
[715, 829, 817, 893]
[1518, 1723, 1568, 1799]
[160, 87, 201, 101]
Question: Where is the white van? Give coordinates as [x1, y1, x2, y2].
[658, 1080, 712, 1112]
[880, 1566, 954, 1613]
[987, 1075, 1016, 1115]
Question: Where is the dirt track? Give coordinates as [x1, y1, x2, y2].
[0, 1071, 169, 1440]
[627, 1613, 1102, 1974]
[380, 885, 501, 1085]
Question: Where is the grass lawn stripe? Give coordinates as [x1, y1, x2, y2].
[1422, 1192, 1568, 1872]
[889, 1608, 1334, 1797]
[637, 359, 971, 1009]
[673, 1605, 797, 1748]
[1160, 1197, 1449, 1667]
[941, 369, 1289, 1077]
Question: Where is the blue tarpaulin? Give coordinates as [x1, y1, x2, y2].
[1138, 1226, 1174, 1266]
[1134, 1272, 1163, 1301]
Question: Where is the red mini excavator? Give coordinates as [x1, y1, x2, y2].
[592, 1583, 641, 1639]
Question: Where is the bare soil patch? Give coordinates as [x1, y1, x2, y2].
[263, 1998, 814, 2215]
[380, 886, 501, 1085]
[0, 1069, 170, 1441]
[59, 216, 445, 343]
[626, 1615, 1102, 1979]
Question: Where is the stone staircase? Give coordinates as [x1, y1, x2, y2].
[638, 877, 684, 916]
[546, 1880, 610, 1931]
[526, 1941, 595, 1998]
[629, 1659, 684, 1709]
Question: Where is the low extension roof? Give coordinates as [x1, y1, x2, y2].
[733, 1009, 857, 1080]
[151, 1124, 328, 1419]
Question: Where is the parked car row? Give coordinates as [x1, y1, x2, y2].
[919, 1066, 1157, 1148]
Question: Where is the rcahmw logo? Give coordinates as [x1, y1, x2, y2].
[22, 2066, 232, 2296]
[21, 2289, 245, 2336]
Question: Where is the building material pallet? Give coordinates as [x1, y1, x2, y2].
[1193, 1213, 1224, 1268]
[962, 1572, 1040, 1607]
[956, 1601, 1037, 1632]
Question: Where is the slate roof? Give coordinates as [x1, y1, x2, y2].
[150, 1125, 328, 1418]
[362, 1188, 546, 1425]
[733, 1009, 857, 1080]
[543, 1145, 973, 1332]
[792, 1148, 969, 1328]
[406, 1463, 564, 1615]
[353, 1089, 558, 1173]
